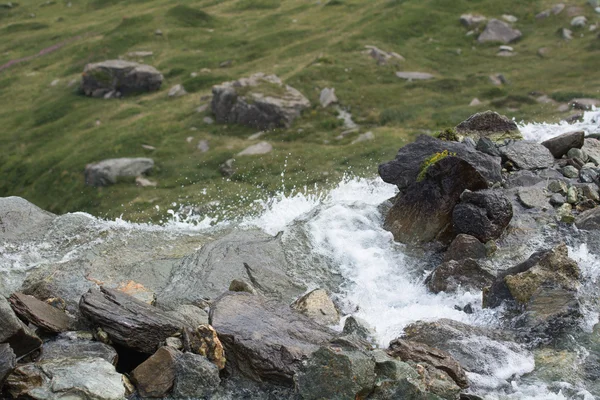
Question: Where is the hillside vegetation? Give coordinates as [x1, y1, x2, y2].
[1, 0, 599, 222]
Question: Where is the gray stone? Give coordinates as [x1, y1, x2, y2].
[0, 343, 16, 386]
[567, 187, 578, 204]
[219, 158, 235, 177]
[567, 148, 588, 162]
[197, 139, 210, 153]
[82, 60, 163, 98]
[580, 167, 598, 183]
[550, 193, 566, 206]
[499, 141, 555, 170]
[476, 137, 502, 157]
[552, 3, 566, 14]
[444, 234, 487, 262]
[9, 292, 76, 333]
[576, 207, 600, 230]
[478, 19, 522, 43]
[0, 296, 42, 358]
[85, 158, 154, 187]
[455, 111, 521, 142]
[292, 289, 339, 326]
[469, 98, 482, 106]
[541, 131, 585, 158]
[583, 138, 600, 165]
[168, 83, 187, 97]
[343, 316, 375, 341]
[562, 165, 580, 178]
[571, 16, 587, 27]
[210, 291, 334, 384]
[580, 184, 600, 201]
[453, 189, 513, 242]
[395, 71, 434, 80]
[0, 196, 55, 241]
[548, 180, 568, 195]
[319, 87, 338, 108]
[352, 131, 375, 144]
[203, 116, 214, 125]
[460, 13, 487, 28]
[228, 279, 256, 294]
[238, 141, 273, 156]
[40, 334, 118, 364]
[172, 352, 220, 398]
[570, 98, 600, 110]
[502, 14, 518, 23]
[211, 73, 310, 129]
[166, 304, 209, 329]
[517, 186, 551, 210]
[364, 45, 405, 65]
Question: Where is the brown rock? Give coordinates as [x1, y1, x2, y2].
[443, 234, 487, 262]
[9, 293, 76, 333]
[426, 258, 495, 294]
[541, 131, 585, 158]
[182, 325, 226, 370]
[291, 289, 340, 326]
[131, 346, 178, 398]
[4, 363, 45, 398]
[0, 296, 42, 358]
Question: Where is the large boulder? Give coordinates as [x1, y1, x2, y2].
[576, 207, 600, 230]
[211, 73, 310, 130]
[0, 296, 42, 358]
[426, 258, 495, 293]
[379, 134, 501, 190]
[209, 291, 334, 385]
[84, 157, 154, 187]
[541, 131, 585, 159]
[452, 189, 513, 242]
[81, 60, 163, 98]
[0, 196, 55, 241]
[455, 111, 521, 142]
[384, 156, 489, 244]
[477, 19, 522, 43]
[498, 141, 555, 170]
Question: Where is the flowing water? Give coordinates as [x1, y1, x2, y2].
[2, 109, 600, 399]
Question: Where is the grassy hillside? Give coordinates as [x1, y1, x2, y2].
[1, 0, 599, 222]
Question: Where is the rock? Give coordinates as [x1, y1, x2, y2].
[570, 98, 600, 110]
[228, 279, 256, 294]
[453, 189, 513, 242]
[219, 158, 235, 177]
[460, 14, 487, 28]
[455, 111, 521, 142]
[364, 45, 405, 65]
[580, 166, 598, 183]
[571, 16, 587, 27]
[81, 60, 163, 98]
[443, 234, 487, 262]
[502, 14, 518, 23]
[131, 346, 178, 398]
[8, 293, 76, 333]
[319, 88, 338, 108]
[167, 304, 209, 328]
[583, 138, 600, 165]
[203, 116, 214, 125]
[219, 60, 233, 68]
[567, 186, 578, 204]
[0, 196, 55, 241]
[536, 95, 556, 104]
[292, 289, 339, 326]
[182, 324, 226, 370]
[469, 98, 481, 106]
[560, 28, 573, 40]
[238, 141, 273, 156]
[39, 333, 118, 364]
[562, 165, 580, 178]
[395, 71, 434, 80]
[517, 186, 551, 210]
[568, 148, 588, 162]
[384, 156, 488, 244]
[352, 131, 375, 144]
[248, 131, 265, 140]
[0, 343, 16, 386]
[478, 19, 522, 43]
[499, 141, 555, 170]
[209, 292, 334, 384]
[79, 287, 182, 354]
[575, 207, 600, 230]
[197, 139, 210, 153]
[550, 193, 566, 206]
[427, 258, 494, 293]
[172, 352, 220, 399]
[155, 29, 163, 36]
[536, 9, 552, 19]
[0, 296, 42, 358]
[84, 158, 154, 187]
[168, 83, 187, 97]
[5, 357, 125, 400]
[552, 3, 566, 14]
[294, 346, 376, 400]
[343, 316, 375, 341]
[387, 338, 468, 389]
[379, 134, 502, 191]
[489, 74, 507, 85]
[541, 131, 585, 158]
[580, 183, 600, 201]
[211, 73, 310, 130]
[126, 51, 153, 58]
[476, 137, 502, 157]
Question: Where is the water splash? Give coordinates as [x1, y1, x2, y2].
[520, 108, 600, 142]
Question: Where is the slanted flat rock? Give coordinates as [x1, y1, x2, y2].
[0, 296, 42, 358]
[82, 60, 163, 98]
[39, 334, 118, 365]
[517, 186, 551, 210]
[499, 141, 554, 170]
[85, 157, 154, 187]
[131, 346, 178, 398]
[210, 292, 334, 384]
[541, 131, 585, 158]
[79, 287, 182, 354]
[9, 293, 76, 333]
[395, 71, 434, 80]
[575, 207, 600, 230]
[460, 14, 487, 28]
[478, 19, 522, 43]
[319, 88, 338, 108]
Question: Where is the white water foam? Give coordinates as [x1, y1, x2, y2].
[520, 108, 600, 142]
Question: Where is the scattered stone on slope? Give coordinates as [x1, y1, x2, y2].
[570, 98, 600, 110]
[443, 234, 487, 262]
[9, 292, 76, 333]
[172, 352, 221, 399]
[364, 45, 405, 65]
[352, 131, 375, 144]
[219, 158, 236, 177]
[209, 291, 334, 384]
[85, 158, 154, 187]
[292, 289, 340, 326]
[427, 258, 495, 293]
[0, 296, 42, 358]
[238, 141, 273, 156]
[79, 287, 182, 354]
[168, 83, 187, 97]
[211, 73, 310, 130]
[455, 110, 521, 142]
[541, 131, 585, 158]
[560, 27, 573, 40]
[395, 71, 435, 80]
[81, 60, 163, 98]
[319, 87, 338, 108]
[131, 346, 178, 398]
[452, 189, 513, 242]
[499, 141, 555, 170]
[469, 98, 482, 107]
[478, 19, 522, 43]
[571, 16, 587, 27]
[460, 14, 487, 28]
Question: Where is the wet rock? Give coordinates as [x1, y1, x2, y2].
[460, 14, 487, 28]
[211, 73, 310, 129]
[172, 352, 221, 398]
[575, 207, 600, 230]
[567, 148, 587, 162]
[79, 287, 182, 354]
[455, 111, 521, 142]
[0, 296, 42, 358]
[168, 83, 187, 97]
[39, 333, 118, 364]
[427, 258, 494, 293]
[292, 289, 339, 326]
[517, 186, 551, 210]
[238, 141, 273, 156]
[342, 316, 375, 341]
[380, 135, 501, 191]
[395, 71, 435, 80]
[9, 293, 76, 333]
[541, 131, 585, 158]
[319, 87, 338, 108]
[82, 60, 163, 98]
[5, 357, 125, 400]
[384, 156, 488, 244]
[453, 189, 513, 242]
[0, 196, 55, 241]
[182, 324, 226, 370]
[444, 234, 487, 262]
[209, 292, 334, 384]
[387, 338, 469, 389]
[131, 346, 178, 398]
[85, 158, 154, 187]
[0, 343, 16, 386]
[499, 141, 554, 170]
[478, 19, 522, 43]
[158, 230, 305, 309]
[295, 345, 376, 399]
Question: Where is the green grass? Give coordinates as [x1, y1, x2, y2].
[1, 0, 599, 222]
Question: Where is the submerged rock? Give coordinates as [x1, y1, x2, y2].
[81, 60, 163, 98]
[84, 157, 154, 187]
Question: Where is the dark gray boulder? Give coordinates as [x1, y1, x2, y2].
[211, 73, 310, 130]
[477, 19, 522, 43]
[452, 189, 513, 242]
[455, 111, 521, 141]
[0, 296, 42, 358]
[81, 60, 163, 98]
[384, 157, 489, 244]
[426, 258, 495, 293]
[378, 134, 502, 191]
[172, 352, 221, 399]
[0, 343, 16, 386]
[84, 157, 154, 187]
[541, 131, 585, 158]
[209, 291, 334, 385]
[576, 207, 600, 230]
[443, 234, 487, 262]
[499, 141, 555, 170]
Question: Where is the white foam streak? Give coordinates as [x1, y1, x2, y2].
[520, 109, 600, 142]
